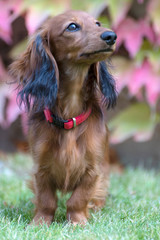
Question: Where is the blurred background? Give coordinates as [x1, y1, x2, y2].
[0, 0, 160, 169]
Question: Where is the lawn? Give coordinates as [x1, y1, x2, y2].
[0, 153, 160, 240]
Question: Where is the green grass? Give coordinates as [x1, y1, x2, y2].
[0, 154, 160, 240]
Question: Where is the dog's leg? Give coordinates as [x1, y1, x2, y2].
[31, 173, 57, 226]
[91, 146, 110, 209]
[66, 169, 97, 225]
[90, 167, 109, 209]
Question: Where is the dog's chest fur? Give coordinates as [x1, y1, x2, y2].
[30, 117, 106, 191]
[51, 130, 87, 190]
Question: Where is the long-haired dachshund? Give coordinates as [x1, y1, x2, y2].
[10, 10, 117, 225]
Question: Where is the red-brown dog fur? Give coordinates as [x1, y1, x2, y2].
[10, 10, 117, 225]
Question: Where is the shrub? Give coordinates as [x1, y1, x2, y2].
[0, 0, 159, 144]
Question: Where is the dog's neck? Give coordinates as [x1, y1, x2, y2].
[58, 63, 90, 119]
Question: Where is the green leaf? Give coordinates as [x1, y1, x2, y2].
[22, 0, 67, 16]
[98, 16, 110, 28]
[71, 0, 105, 11]
[148, 0, 160, 34]
[108, 103, 160, 143]
[9, 39, 28, 59]
[136, 40, 160, 67]
[108, 0, 131, 23]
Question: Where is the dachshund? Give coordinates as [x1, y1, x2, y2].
[10, 10, 117, 225]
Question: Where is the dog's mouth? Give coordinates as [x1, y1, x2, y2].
[80, 48, 113, 57]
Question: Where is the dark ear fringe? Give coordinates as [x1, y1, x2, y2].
[83, 64, 103, 118]
[99, 61, 117, 109]
[17, 34, 59, 112]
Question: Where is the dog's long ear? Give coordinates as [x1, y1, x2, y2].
[9, 30, 59, 112]
[96, 61, 117, 109]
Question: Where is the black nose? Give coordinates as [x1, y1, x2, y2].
[100, 31, 117, 46]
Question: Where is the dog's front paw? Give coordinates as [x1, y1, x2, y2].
[66, 210, 88, 225]
[30, 211, 53, 226]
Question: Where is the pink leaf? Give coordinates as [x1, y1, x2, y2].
[128, 61, 149, 95]
[140, 20, 155, 43]
[0, 83, 21, 128]
[26, 8, 49, 35]
[6, 90, 21, 127]
[115, 18, 155, 57]
[129, 60, 160, 106]
[0, 0, 22, 13]
[133, 130, 154, 142]
[137, 0, 144, 3]
[10, 0, 22, 14]
[114, 57, 160, 106]
[147, 0, 160, 35]
[112, 57, 134, 92]
[112, 3, 131, 28]
[0, 11, 12, 44]
[0, 0, 22, 44]
[142, 60, 160, 106]
[146, 77, 160, 106]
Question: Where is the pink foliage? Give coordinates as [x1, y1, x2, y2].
[26, 8, 49, 35]
[0, 58, 21, 127]
[133, 131, 153, 142]
[117, 59, 160, 106]
[128, 60, 160, 106]
[0, 84, 21, 128]
[129, 61, 149, 96]
[116, 62, 134, 92]
[131, 60, 160, 106]
[0, 10, 12, 44]
[147, 0, 160, 35]
[115, 18, 155, 57]
[0, 0, 159, 141]
[145, 67, 160, 106]
[0, 0, 22, 44]
[114, 2, 160, 108]
[6, 88, 21, 127]
[112, 3, 131, 28]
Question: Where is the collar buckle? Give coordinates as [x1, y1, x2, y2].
[72, 117, 76, 128]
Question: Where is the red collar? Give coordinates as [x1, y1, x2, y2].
[44, 108, 92, 130]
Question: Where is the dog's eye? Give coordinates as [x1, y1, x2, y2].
[66, 23, 80, 32]
[96, 21, 101, 27]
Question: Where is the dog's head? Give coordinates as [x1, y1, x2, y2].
[10, 10, 117, 111]
[48, 10, 117, 64]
